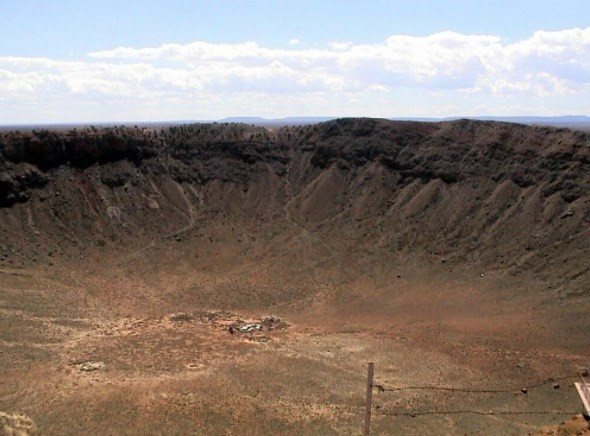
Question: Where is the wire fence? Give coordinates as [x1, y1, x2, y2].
[372, 373, 579, 394]
[378, 409, 581, 417]
[363, 363, 590, 435]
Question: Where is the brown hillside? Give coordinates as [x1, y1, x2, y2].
[1, 118, 589, 295]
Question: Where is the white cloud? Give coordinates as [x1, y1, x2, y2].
[0, 28, 589, 122]
[288, 38, 300, 46]
[328, 41, 352, 50]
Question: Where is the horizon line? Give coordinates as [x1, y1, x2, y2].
[1, 114, 590, 128]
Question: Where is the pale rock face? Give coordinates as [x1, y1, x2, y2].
[0, 412, 37, 436]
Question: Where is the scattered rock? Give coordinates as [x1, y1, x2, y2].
[186, 363, 204, 370]
[78, 361, 105, 372]
[553, 383, 560, 389]
[170, 313, 193, 322]
[229, 315, 288, 335]
[560, 210, 574, 219]
[233, 323, 263, 334]
[261, 315, 282, 326]
[0, 411, 37, 435]
[106, 206, 121, 221]
[521, 388, 528, 394]
[147, 198, 160, 209]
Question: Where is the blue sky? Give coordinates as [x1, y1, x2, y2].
[1, 0, 589, 123]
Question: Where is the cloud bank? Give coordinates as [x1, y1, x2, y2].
[1, 28, 589, 122]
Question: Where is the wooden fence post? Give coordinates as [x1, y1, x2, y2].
[364, 361, 374, 436]
[575, 372, 590, 417]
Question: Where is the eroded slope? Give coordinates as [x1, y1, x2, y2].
[1, 118, 589, 297]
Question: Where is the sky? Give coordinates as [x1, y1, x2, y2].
[1, 0, 589, 123]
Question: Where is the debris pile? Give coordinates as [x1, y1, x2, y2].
[77, 361, 105, 372]
[228, 315, 287, 335]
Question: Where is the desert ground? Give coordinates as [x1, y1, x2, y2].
[1, 118, 589, 434]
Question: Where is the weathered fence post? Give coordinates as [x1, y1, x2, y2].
[575, 371, 590, 417]
[364, 361, 374, 435]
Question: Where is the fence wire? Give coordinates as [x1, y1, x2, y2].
[377, 409, 581, 417]
[372, 374, 579, 394]
[369, 372, 589, 420]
